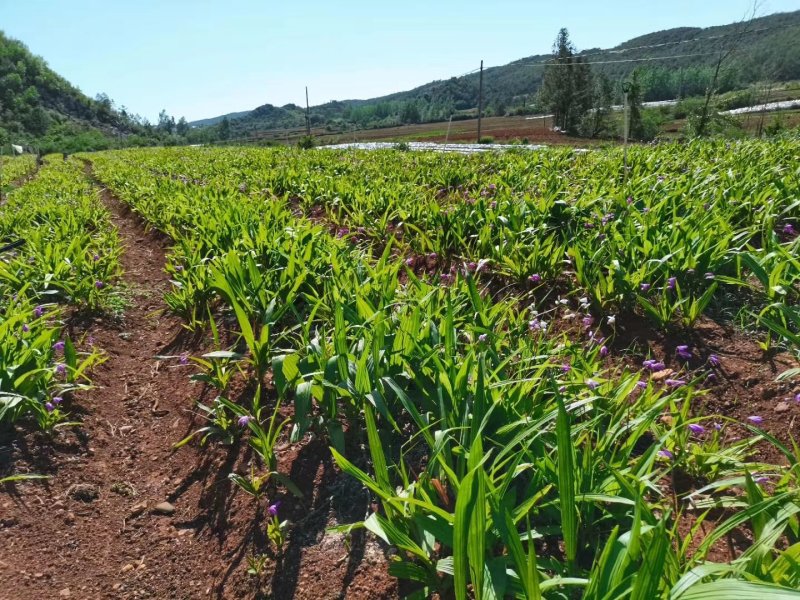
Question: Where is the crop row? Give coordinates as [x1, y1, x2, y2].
[86, 143, 800, 598]
[0, 157, 121, 432]
[0, 153, 37, 185]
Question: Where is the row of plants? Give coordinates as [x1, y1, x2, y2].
[0, 157, 121, 433]
[85, 142, 800, 598]
[0, 153, 37, 186]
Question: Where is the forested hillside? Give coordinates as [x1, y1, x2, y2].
[0, 32, 200, 152]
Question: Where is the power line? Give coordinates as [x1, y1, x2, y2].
[575, 23, 786, 60]
[468, 22, 791, 75]
[514, 51, 720, 68]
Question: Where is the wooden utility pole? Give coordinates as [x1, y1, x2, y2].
[305, 87, 311, 136]
[477, 60, 484, 142]
[622, 81, 631, 184]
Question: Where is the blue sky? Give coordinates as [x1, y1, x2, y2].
[3, 0, 796, 122]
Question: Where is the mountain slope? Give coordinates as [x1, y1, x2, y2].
[0, 31, 146, 150]
[196, 9, 800, 135]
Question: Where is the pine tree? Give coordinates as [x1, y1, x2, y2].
[540, 28, 593, 134]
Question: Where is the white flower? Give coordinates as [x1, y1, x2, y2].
[607, 315, 616, 325]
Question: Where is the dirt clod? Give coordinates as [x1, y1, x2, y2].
[66, 483, 99, 503]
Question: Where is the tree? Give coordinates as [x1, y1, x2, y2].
[158, 109, 175, 134]
[176, 116, 189, 136]
[580, 72, 614, 138]
[694, 4, 758, 136]
[217, 116, 231, 140]
[540, 28, 592, 134]
[627, 70, 645, 140]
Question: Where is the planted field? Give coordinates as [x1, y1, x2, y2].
[0, 153, 37, 189]
[2, 141, 800, 599]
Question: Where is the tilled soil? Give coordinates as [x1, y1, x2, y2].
[0, 166, 398, 600]
[1, 161, 798, 599]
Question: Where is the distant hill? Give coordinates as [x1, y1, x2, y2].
[195, 9, 800, 136]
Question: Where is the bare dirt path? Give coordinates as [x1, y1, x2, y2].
[0, 163, 398, 600]
[0, 163, 229, 599]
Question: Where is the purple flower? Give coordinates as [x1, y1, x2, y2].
[22, 324, 30, 333]
[428, 252, 438, 261]
[405, 257, 414, 267]
[53, 341, 65, 353]
[267, 501, 281, 517]
[582, 316, 594, 328]
[675, 345, 692, 361]
[94, 280, 104, 289]
[179, 353, 189, 365]
[34, 305, 45, 318]
[175, 265, 184, 272]
[55, 363, 67, 376]
[44, 402, 55, 413]
[665, 378, 686, 388]
[688, 423, 705, 434]
[636, 380, 647, 389]
[643, 359, 665, 371]
[52, 396, 63, 405]
[529, 319, 547, 332]
[795, 392, 800, 403]
[467, 262, 478, 272]
[599, 346, 609, 358]
[528, 273, 541, 283]
[667, 277, 677, 291]
[713, 422, 722, 431]
[92, 254, 100, 262]
[754, 476, 769, 484]
[708, 354, 720, 367]
[558, 385, 567, 393]
[238, 415, 252, 428]
[626, 196, 633, 204]
[560, 364, 571, 373]
[747, 415, 764, 425]
[478, 333, 488, 343]
[640, 283, 651, 292]
[586, 379, 599, 390]
[440, 273, 453, 285]
[783, 223, 796, 236]
[658, 449, 673, 459]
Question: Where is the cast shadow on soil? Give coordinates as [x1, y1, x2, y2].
[0, 423, 89, 501]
